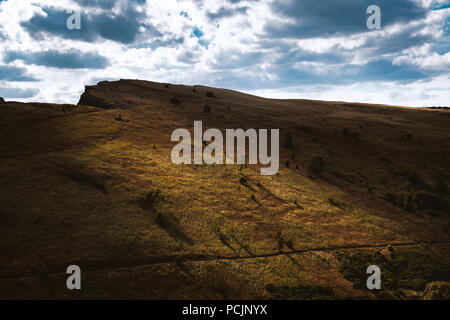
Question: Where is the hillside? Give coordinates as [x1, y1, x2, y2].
[0, 79, 449, 299]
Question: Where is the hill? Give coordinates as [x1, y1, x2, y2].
[0, 79, 449, 299]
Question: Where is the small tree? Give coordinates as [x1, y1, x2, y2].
[283, 132, 294, 149]
[170, 97, 181, 105]
[308, 156, 325, 175]
[203, 104, 211, 113]
[342, 127, 349, 136]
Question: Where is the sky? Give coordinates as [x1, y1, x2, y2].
[0, 0, 449, 107]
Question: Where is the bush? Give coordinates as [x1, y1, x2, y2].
[328, 196, 344, 208]
[308, 156, 325, 176]
[164, 84, 170, 88]
[405, 133, 413, 141]
[414, 191, 448, 211]
[349, 131, 360, 139]
[405, 194, 415, 212]
[285, 239, 294, 250]
[0, 97, 5, 104]
[239, 177, 247, 185]
[285, 160, 290, 168]
[139, 189, 161, 212]
[203, 104, 211, 113]
[283, 132, 294, 149]
[435, 179, 448, 195]
[206, 91, 216, 98]
[385, 193, 397, 205]
[342, 127, 349, 136]
[170, 97, 181, 105]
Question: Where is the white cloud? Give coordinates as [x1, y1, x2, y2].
[0, 0, 448, 107]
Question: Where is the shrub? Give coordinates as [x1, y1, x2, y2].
[164, 84, 170, 88]
[203, 104, 211, 113]
[414, 191, 448, 211]
[285, 239, 294, 250]
[283, 132, 294, 149]
[405, 133, 413, 141]
[250, 194, 256, 201]
[239, 177, 247, 185]
[193, 88, 196, 93]
[206, 91, 216, 98]
[139, 189, 161, 211]
[405, 194, 415, 212]
[0, 97, 5, 104]
[349, 131, 360, 139]
[170, 97, 181, 105]
[403, 170, 426, 189]
[285, 160, 290, 168]
[328, 196, 344, 208]
[308, 156, 325, 176]
[277, 238, 284, 252]
[385, 193, 397, 205]
[435, 179, 448, 195]
[342, 127, 349, 136]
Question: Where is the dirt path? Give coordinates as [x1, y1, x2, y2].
[1, 240, 449, 282]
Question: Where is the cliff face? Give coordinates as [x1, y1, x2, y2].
[0, 79, 449, 299]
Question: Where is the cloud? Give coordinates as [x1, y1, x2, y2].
[0, 0, 448, 107]
[264, 0, 428, 39]
[22, 3, 161, 44]
[0, 65, 37, 81]
[4, 50, 109, 69]
[0, 86, 38, 98]
[207, 6, 248, 20]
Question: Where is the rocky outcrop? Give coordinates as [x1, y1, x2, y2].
[77, 86, 112, 109]
[77, 81, 133, 109]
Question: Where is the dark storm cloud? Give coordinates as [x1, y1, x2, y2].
[21, 2, 161, 44]
[208, 56, 432, 92]
[0, 87, 39, 98]
[4, 50, 109, 69]
[355, 59, 430, 82]
[72, 0, 146, 10]
[264, 0, 427, 39]
[362, 25, 435, 56]
[0, 65, 37, 81]
[207, 6, 248, 20]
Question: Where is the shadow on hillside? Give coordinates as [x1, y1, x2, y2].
[51, 162, 107, 193]
[154, 213, 194, 246]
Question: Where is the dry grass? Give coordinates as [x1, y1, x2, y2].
[0, 79, 449, 299]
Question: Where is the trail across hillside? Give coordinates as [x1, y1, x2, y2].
[1, 240, 449, 282]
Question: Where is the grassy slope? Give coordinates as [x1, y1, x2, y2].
[0, 79, 449, 299]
